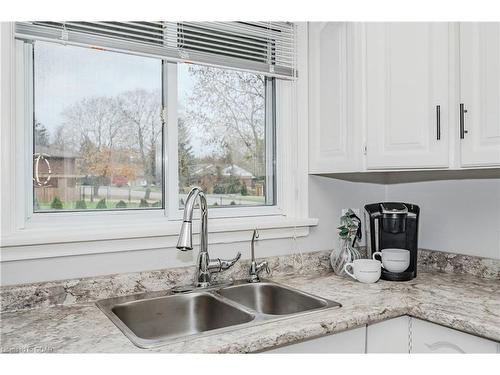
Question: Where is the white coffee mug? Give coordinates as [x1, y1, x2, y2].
[343, 259, 381, 283]
[372, 248, 410, 273]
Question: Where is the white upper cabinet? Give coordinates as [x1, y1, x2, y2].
[307, 22, 500, 174]
[459, 23, 500, 167]
[308, 23, 362, 173]
[365, 23, 450, 169]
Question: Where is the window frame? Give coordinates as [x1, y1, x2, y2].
[0, 22, 314, 258]
[25, 40, 283, 221]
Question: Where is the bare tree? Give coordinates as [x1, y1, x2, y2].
[116, 89, 162, 188]
[61, 96, 123, 151]
[184, 65, 266, 177]
[61, 96, 125, 198]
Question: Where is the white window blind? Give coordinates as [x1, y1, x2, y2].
[15, 21, 296, 79]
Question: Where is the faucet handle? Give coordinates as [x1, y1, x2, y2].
[218, 252, 242, 271]
[259, 260, 270, 275]
[263, 261, 271, 275]
[248, 260, 270, 283]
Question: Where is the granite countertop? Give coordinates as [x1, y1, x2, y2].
[1, 270, 499, 353]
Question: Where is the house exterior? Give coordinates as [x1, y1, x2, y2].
[34, 146, 83, 205]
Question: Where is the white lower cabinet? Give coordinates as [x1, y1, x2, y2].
[264, 317, 500, 353]
[366, 316, 410, 353]
[411, 318, 499, 353]
[368, 316, 499, 353]
[264, 326, 366, 353]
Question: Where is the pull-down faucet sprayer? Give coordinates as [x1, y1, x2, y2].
[176, 187, 241, 288]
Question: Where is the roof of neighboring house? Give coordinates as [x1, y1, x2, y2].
[221, 164, 253, 178]
[194, 164, 254, 178]
[35, 145, 80, 159]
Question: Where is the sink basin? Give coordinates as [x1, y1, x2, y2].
[217, 282, 336, 315]
[97, 280, 341, 348]
[99, 292, 254, 348]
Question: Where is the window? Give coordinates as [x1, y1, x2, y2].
[177, 64, 275, 208]
[2, 22, 313, 254]
[33, 42, 163, 212]
[29, 41, 276, 214]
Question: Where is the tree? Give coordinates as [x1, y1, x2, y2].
[116, 89, 162, 187]
[178, 118, 195, 190]
[34, 121, 50, 147]
[61, 96, 126, 199]
[185, 66, 266, 177]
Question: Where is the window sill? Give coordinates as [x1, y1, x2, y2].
[0, 216, 318, 261]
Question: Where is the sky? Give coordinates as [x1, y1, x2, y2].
[34, 41, 206, 156]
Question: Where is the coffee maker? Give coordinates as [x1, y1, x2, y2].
[364, 202, 420, 281]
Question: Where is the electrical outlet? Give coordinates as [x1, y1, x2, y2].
[342, 208, 360, 217]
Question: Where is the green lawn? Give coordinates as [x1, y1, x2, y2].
[37, 199, 162, 211]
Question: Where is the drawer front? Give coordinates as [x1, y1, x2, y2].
[264, 326, 366, 353]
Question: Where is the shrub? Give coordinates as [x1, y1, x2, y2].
[213, 202, 218, 206]
[139, 199, 149, 208]
[115, 200, 127, 208]
[240, 184, 248, 196]
[75, 200, 87, 209]
[34, 197, 40, 211]
[213, 185, 225, 194]
[230, 200, 236, 205]
[151, 200, 162, 208]
[96, 199, 107, 209]
[227, 183, 240, 194]
[50, 196, 63, 209]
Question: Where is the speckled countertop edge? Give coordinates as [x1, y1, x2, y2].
[1, 270, 498, 353]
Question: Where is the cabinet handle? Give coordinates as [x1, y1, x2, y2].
[425, 341, 466, 353]
[459, 103, 468, 139]
[436, 105, 441, 140]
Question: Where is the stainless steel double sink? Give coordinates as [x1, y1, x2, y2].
[96, 280, 341, 348]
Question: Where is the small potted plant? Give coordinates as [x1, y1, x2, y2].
[330, 209, 362, 276]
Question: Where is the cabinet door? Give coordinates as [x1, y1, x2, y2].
[411, 318, 499, 353]
[366, 316, 409, 353]
[308, 22, 362, 173]
[365, 23, 450, 169]
[459, 23, 500, 167]
[264, 326, 366, 353]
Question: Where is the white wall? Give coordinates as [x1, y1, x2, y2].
[385, 177, 500, 259]
[0, 175, 383, 285]
[2, 174, 498, 285]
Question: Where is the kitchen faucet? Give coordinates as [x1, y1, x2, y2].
[248, 229, 270, 283]
[176, 187, 241, 288]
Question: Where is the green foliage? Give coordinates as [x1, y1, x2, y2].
[34, 121, 50, 147]
[115, 200, 127, 209]
[226, 175, 242, 194]
[96, 199, 107, 209]
[213, 185, 225, 194]
[34, 197, 40, 211]
[75, 200, 87, 209]
[240, 184, 248, 196]
[151, 200, 162, 208]
[139, 199, 149, 208]
[50, 196, 63, 209]
[213, 202, 218, 206]
[230, 201, 236, 205]
[337, 209, 359, 241]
